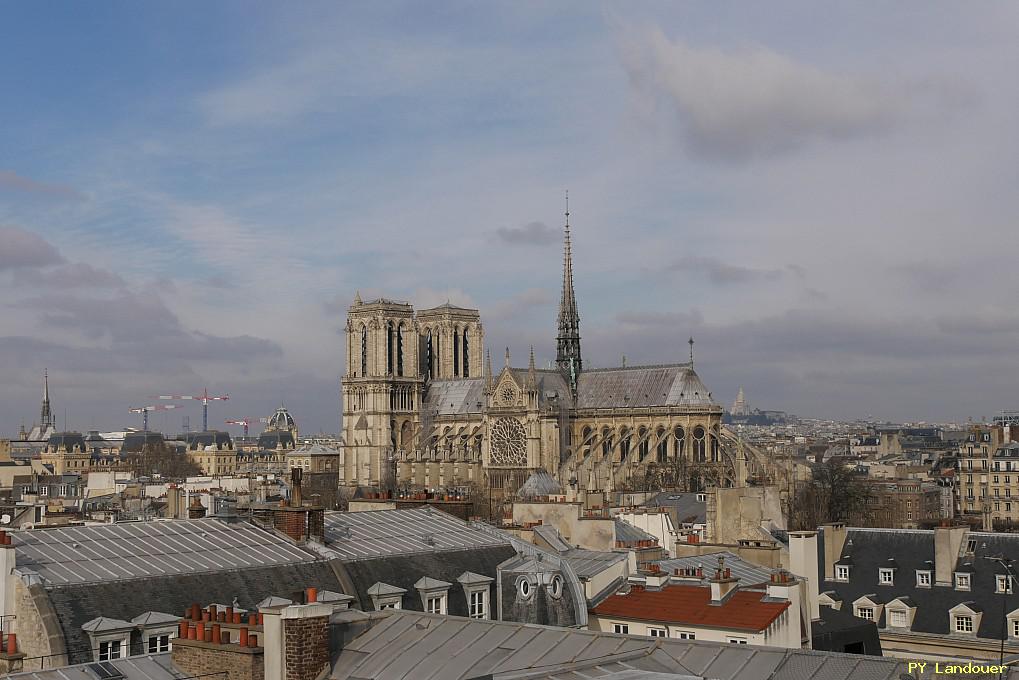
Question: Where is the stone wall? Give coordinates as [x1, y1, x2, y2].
[12, 580, 66, 670]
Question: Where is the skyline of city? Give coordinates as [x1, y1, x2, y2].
[3, 2, 1019, 434]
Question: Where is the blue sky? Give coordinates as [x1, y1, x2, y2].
[3, 2, 1019, 435]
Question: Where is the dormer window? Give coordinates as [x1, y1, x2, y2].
[414, 577, 451, 616]
[916, 570, 932, 588]
[99, 640, 123, 661]
[998, 575, 1014, 594]
[955, 615, 974, 633]
[835, 565, 850, 581]
[956, 573, 971, 591]
[367, 582, 407, 610]
[879, 568, 894, 585]
[889, 609, 908, 628]
[857, 606, 874, 621]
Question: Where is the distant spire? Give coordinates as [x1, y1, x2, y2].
[504, 346, 511, 367]
[484, 349, 494, 393]
[40, 369, 54, 429]
[527, 345, 537, 388]
[353, 290, 362, 305]
[688, 337, 695, 366]
[556, 190, 582, 374]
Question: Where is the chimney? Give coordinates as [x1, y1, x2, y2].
[820, 524, 847, 580]
[290, 468, 303, 508]
[189, 497, 207, 520]
[0, 632, 25, 674]
[787, 530, 820, 621]
[263, 601, 332, 680]
[1, 531, 16, 625]
[708, 555, 739, 604]
[935, 524, 968, 586]
[766, 571, 808, 648]
[171, 619, 263, 680]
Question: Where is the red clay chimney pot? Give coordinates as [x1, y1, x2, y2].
[211, 624, 221, 645]
[306, 587, 318, 603]
[5, 633, 16, 655]
[247, 634, 257, 648]
[238, 628, 249, 647]
[196, 622, 205, 642]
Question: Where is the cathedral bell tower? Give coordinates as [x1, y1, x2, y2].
[341, 295, 420, 489]
[555, 193, 582, 383]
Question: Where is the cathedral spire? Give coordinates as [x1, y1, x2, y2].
[527, 345, 537, 388]
[40, 369, 54, 429]
[555, 191, 582, 374]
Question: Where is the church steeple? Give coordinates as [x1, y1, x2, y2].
[40, 369, 54, 429]
[556, 191, 582, 374]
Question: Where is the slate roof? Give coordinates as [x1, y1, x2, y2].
[6, 654, 186, 680]
[323, 508, 509, 560]
[575, 365, 716, 409]
[11, 518, 317, 585]
[657, 552, 771, 587]
[646, 492, 707, 524]
[518, 470, 563, 498]
[819, 527, 1019, 640]
[592, 584, 790, 632]
[328, 609, 944, 680]
[48, 559, 344, 665]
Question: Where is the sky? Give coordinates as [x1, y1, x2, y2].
[2, 1, 1018, 436]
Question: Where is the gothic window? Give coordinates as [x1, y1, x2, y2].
[491, 418, 527, 466]
[656, 428, 668, 462]
[453, 328, 461, 377]
[711, 434, 719, 462]
[602, 428, 613, 458]
[462, 328, 470, 378]
[674, 427, 685, 459]
[425, 329, 434, 379]
[638, 427, 649, 462]
[360, 325, 368, 376]
[397, 323, 404, 377]
[387, 322, 395, 375]
[693, 425, 706, 462]
[619, 428, 630, 462]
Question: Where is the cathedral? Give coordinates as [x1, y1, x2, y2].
[340, 206, 754, 496]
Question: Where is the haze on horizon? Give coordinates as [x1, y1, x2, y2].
[2, 2, 1018, 436]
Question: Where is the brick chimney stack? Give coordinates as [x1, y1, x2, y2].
[189, 497, 207, 520]
[262, 594, 331, 680]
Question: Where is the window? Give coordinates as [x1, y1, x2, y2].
[889, 610, 908, 628]
[956, 573, 971, 590]
[879, 568, 894, 585]
[967, 539, 978, 553]
[835, 566, 850, 581]
[518, 579, 532, 599]
[998, 575, 1014, 594]
[613, 623, 629, 634]
[676, 631, 696, 640]
[98, 640, 122, 661]
[857, 607, 874, 621]
[728, 637, 748, 644]
[379, 602, 399, 610]
[649, 627, 667, 638]
[426, 596, 445, 614]
[469, 590, 487, 619]
[916, 571, 932, 587]
[549, 575, 564, 599]
[147, 634, 170, 653]
[955, 615, 974, 633]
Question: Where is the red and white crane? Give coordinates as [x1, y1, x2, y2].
[129, 404, 180, 431]
[224, 417, 268, 438]
[151, 388, 229, 432]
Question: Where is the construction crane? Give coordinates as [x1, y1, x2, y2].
[225, 417, 268, 438]
[151, 388, 229, 432]
[129, 404, 180, 431]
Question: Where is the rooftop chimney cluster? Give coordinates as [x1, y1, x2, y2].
[179, 603, 262, 648]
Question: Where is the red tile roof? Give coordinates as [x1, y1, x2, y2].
[591, 584, 790, 632]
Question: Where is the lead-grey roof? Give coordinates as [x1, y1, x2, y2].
[323, 508, 509, 561]
[6, 653, 185, 680]
[561, 549, 627, 579]
[328, 609, 956, 680]
[11, 518, 319, 586]
[657, 552, 771, 587]
[518, 470, 563, 498]
[614, 519, 658, 545]
[423, 379, 486, 415]
[575, 365, 716, 409]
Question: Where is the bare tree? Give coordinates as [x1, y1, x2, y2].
[125, 442, 202, 479]
[790, 460, 874, 530]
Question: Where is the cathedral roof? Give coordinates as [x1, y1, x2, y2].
[517, 470, 563, 499]
[575, 364, 716, 409]
[423, 379, 486, 415]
